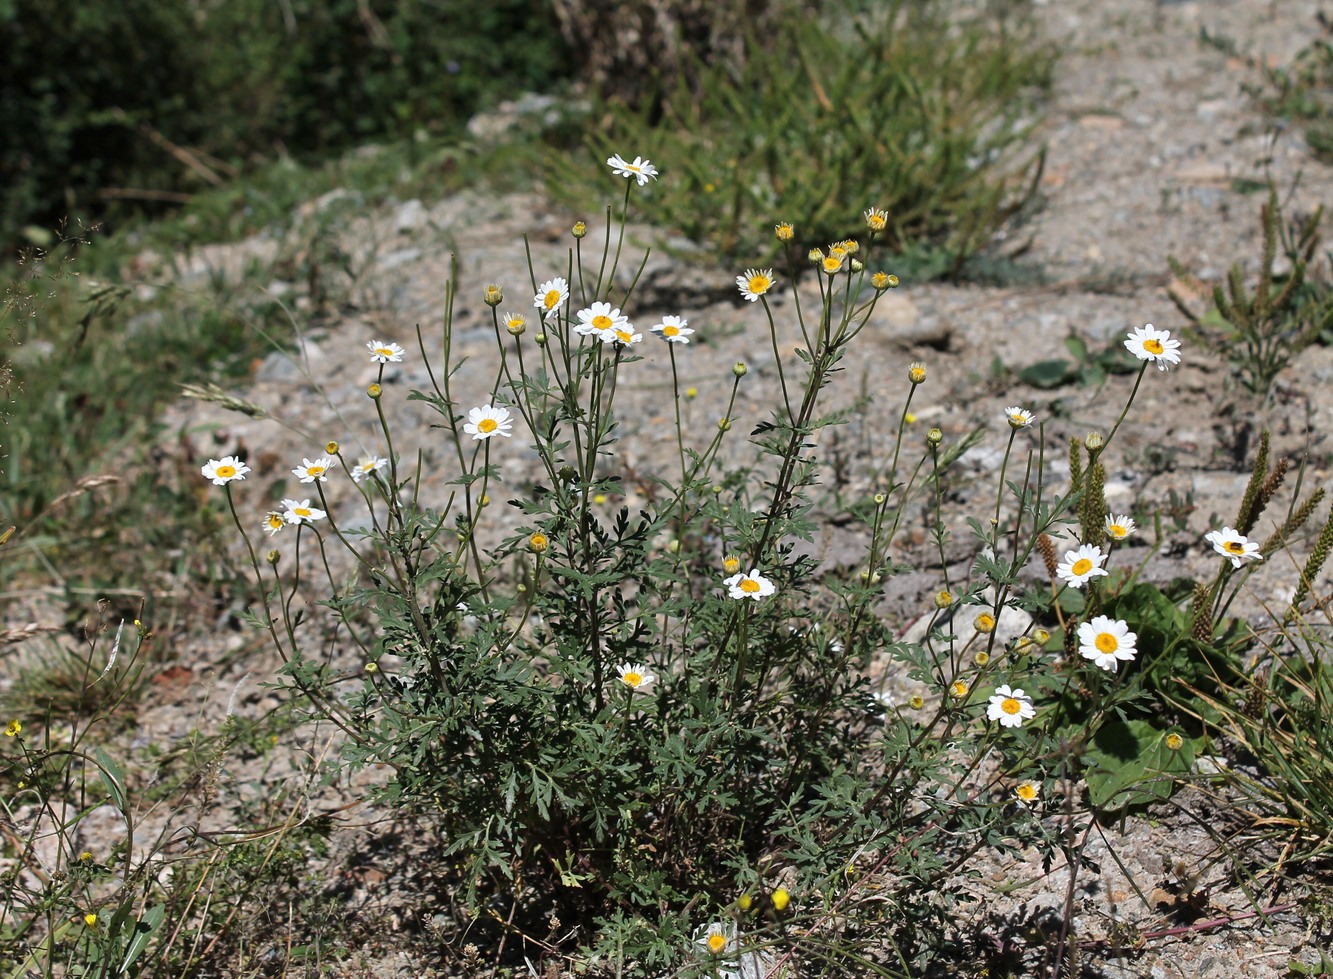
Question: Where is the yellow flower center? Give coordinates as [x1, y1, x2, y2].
[823, 256, 843, 273]
[268, 515, 284, 530]
[623, 672, 642, 688]
[216, 465, 236, 479]
[748, 274, 770, 293]
[478, 418, 498, 433]
[592, 315, 612, 330]
[869, 215, 886, 230]
[707, 932, 727, 954]
[740, 577, 761, 593]
[1071, 558, 1093, 576]
[950, 681, 968, 697]
[294, 508, 311, 519]
[375, 347, 394, 358]
[663, 325, 679, 337]
[1108, 524, 1126, 538]
[544, 290, 561, 309]
[307, 466, 325, 477]
[615, 329, 633, 342]
[1002, 698, 1022, 715]
[625, 162, 642, 173]
[1095, 632, 1118, 654]
[1224, 540, 1246, 555]
[1165, 733, 1184, 750]
[530, 533, 548, 552]
[1144, 338, 1164, 355]
[1017, 783, 1037, 801]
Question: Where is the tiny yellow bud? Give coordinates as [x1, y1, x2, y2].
[483, 283, 503, 307]
[365, 661, 378, 673]
[775, 222, 794, 241]
[871, 271, 890, 290]
[83, 913, 97, 928]
[949, 680, 969, 698]
[934, 590, 953, 609]
[505, 313, 527, 336]
[479, 494, 490, 507]
[266, 550, 280, 566]
[593, 494, 607, 505]
[723, 554, 741, 574]
[738, 893, 753, 912]
[668, 539, 680, 553]
[79, 851, 93, 862]
[1085, 431, 1104, 452]
[808, 247, 825, 264]
[771, 887, 791, 912]
[974, 612, 996, 634]
[904, 412, 917, 424]
[535, 332, 548, 345]
[926, 427, 943, 447]
[367, 383, 382, 399]
[1032, 628, 1051, 645]
[685, 386, 698, 399]
[909, 694, 925, 710]
[325, 441, 339, 455]
[873, 493, 886, 505]
[528, 532, 549, 554]
[572, 221, 587, 239]
[718, 418, 732, 431]
[850, 258, 864, 272]
[908, 362, 927, 385]
[886, 274, 900, 288]
[974, 651, 990, 666]
[4, 720, 20, 737]
[732, 361, 748, 378]
[1165, 732, 1185, 751]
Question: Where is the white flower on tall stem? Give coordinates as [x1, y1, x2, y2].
[575, 301, 629, 338]
[533, 277, 569, 320]
[1205, 526, 1262, 568]
[351, 456, 389, 483]
[462, 404, 513, 441]
[263, 512, 286, 537]
[1004, 406, 1034, 430]
[987, 685, 1035, 728]
[1056, 543, 1110, 588]
[281, 499, 326, 525]
[201, 456, 250, 485]
[1104, 514, 1136, 541]
[292, 456, 337, 483]
[696, 921, 735, 957]
[606, 153, 659, 186]
[1124, 323, 1181, 371]
[736, 268, 775, 302]
[617, 662, 656, 693]
[601, 324, 642, 346]
[724, 568, 776, 601]
[1077, 616, 1138, 672]
[651, 315, 694, 344]
[366, 340, 405, 363]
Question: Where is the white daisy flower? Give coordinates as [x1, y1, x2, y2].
[1205, 526, 1263, 568]
[651, 315, 694, 344]
[606, 153, 659, 186]
[201, 456, 250, 486]
[1104, 514, 1136, 541]
[281, 498, 326, 525]
[575, 301, 629, 338]
[351, 456, 389, 483]
[617, 662, 656, 693]
[462, 404, 513, 441]
[1124, 323, 1181, 371]
[736, 268, 775, 302]
[601, 324, 642, 346]
[533, 277, 570, 320]
[366, 340, 405, 363]
[864, 206, 888, 231]
[724, 568, 776, 601]
[263, 512, 286, 537]
[1005, 406, 1035, 430]
[871, 690, 895, 713]
[696, 921, 735, 957]
[1077, 615, 1138, 672]
[292, 456, 337, 483]
[1055, 543, 1110, 588]
[987, 684, 1036, 729]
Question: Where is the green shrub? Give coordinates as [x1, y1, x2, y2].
[554, 1, 1051, 278]
[0, 0, 571, 247]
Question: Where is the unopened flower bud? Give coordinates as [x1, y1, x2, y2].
[732, 361, 748, 378]
[926, 427, 943, 447]
[572, 221, 587, 239]
[775, 222, 794, 241]
[851, 258, 864, 272]
[325, 441, 339, 454]
[1085, 431, 1104, 452]
[874, 493, 886, 505]
[483, 284, 503, 307]
[266, 550, 280, 565]
[718, 417, 732, 431]
[934, 590, 953, 609]
[535, 332, 547, 345]
[505, 313, 526, 336]
[367, 383, 382, 399]
[528, 532, 549, 554]
[907, 362, 927, 385]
